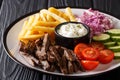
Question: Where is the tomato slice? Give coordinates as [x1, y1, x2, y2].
[98, 49, 114, 64]
[81, 60, 99, 70]
[74, 43, 88, 59]
[89, 42, 105, 51]
[82, 47, 99, 60]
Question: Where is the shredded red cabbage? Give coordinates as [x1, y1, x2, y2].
[76, 8, 114, 37]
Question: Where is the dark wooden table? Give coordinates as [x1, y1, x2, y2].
[1, 0, 120, 80]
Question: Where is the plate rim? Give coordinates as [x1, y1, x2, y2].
[2, 8, 120, 77]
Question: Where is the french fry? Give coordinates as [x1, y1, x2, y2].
[65, 7, 76, 21]
[32, 13, 40, 26]
[25, 15, 35, 35]
[33, 21, 60, 27]
[40, 9, 67, 23]
[31, 26, 55, 33]
[26, 30, 39, 35]
[40, 12, 47, 21]
[19, 34, 44, 40]
[18, 20, 28, 37]
[61, 12, 70, 21]
[26, 30, 44, 36]
[38, 31, 45, 34]
[46, 15, 55, 21]
[20, 39, 28, 44]
[48, 7, 60, 15]
[48, 7, 70, 21]
[27, 15, 35, 26]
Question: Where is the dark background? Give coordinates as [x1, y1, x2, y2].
[0, 0, 120, 80]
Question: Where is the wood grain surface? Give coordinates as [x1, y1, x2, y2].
[0, 0, 120, 80]
[93, 0, 120, 19]
[48, 0, 92, 8]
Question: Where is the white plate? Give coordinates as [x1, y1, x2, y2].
[3, 8, 120, 77]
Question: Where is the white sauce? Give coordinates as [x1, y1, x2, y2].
[58, 23, 88, 38]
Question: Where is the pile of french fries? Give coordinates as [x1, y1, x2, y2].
[18, 7, 76, 43]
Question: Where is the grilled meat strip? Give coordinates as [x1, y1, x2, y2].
[35, 36, 44, 50]
[40, 60, 50, 70]
[20, 52, 39, 66]
[68, 61, 74, 74]
[19, 41, 36, 54]
[35, 33, 51, 60]
[63, 48, 76, 61]
[47, 51, 56, 63]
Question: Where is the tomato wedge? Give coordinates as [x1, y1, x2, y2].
[89, 42, 105, 51]
[81, 60, 99, 70]
[74, 43, 88, 59]
[98, 49, 114, 64]
[82, 47, 99, 60]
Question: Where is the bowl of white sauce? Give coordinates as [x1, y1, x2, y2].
[55, 22, 90, 49]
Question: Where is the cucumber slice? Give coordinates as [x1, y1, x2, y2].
[108, 46, 120, 52]
[107, 29, 120, 36]
[117, 42, 120, 45]
[104, 42, 116, 47]
[114, 52, 120, 59]
[93, 33, 110, 42]
[111, 36, 120, 42]
[117, 42, 120, 46]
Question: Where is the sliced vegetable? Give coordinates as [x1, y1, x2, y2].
[108, 45, 120, 52]
[89, 42, 105, 51]
[117, 42, 120, 46]
[111, 36, 120, 42]
[93, 33, 110, 42]
[98, 49, 114, 64]
[82, 47, 99, 60]
[81, 60, 99, 70]
[107, 29, 120, 36]
[104, 42, 116, 47]
[77, 8, 113, 37]
[114, 52, 120, 59]
[74, 43, 88, 59]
